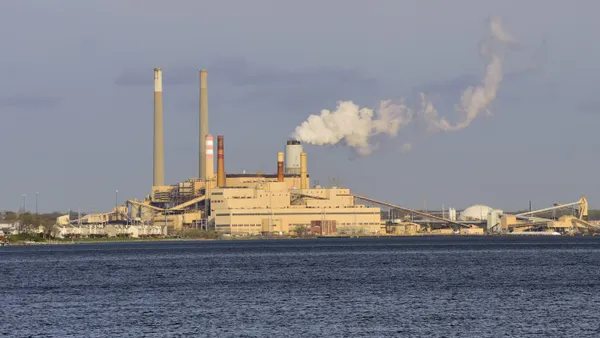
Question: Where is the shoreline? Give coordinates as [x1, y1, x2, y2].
[4, 233, 598, 246]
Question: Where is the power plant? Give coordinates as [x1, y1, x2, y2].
[93, 67, 381, 235]
[52, 68, 600, 238]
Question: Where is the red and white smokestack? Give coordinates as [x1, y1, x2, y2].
[205, 134, 214, 182]
[277, 152, 284, 182]
[217, 135, 226, 187]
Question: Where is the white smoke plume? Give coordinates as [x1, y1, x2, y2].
[421, 54, 502, 132]
[291, 16, 519, 155]
[489, 16, 518, 45]
[291, 100, 412, 156]
[423, 16, 519, 132]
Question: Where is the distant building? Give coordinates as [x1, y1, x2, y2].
[0, 222, 18, 236]
[52, 224, 167, 238]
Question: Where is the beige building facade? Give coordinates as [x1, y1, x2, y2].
[209, 182, 383, 235]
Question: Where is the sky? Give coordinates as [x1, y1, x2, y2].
[1, 0, 599, 213]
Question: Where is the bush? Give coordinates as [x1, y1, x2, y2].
[181, 229, 219, 239]
[139, 234, 162, 239]
[8, 233, 44, 243]
[294, 225, 309, 237]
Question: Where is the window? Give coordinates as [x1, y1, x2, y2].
[214, 211, 378, 217]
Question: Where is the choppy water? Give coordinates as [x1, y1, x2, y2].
[1, 237, 600, 337]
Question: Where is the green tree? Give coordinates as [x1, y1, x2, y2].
[3, 211, 18, 223]
[294, 225, 309, 237]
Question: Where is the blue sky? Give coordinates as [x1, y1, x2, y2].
[1, 0, 599, 213]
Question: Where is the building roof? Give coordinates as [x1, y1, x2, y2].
[226, 173, 308, 178]
[459, 205, 493, 221]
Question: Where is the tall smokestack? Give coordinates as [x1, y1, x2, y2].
[300, 152, 307, 189]
[199, 69, 208, 181]
[205, 134, 214, 182]
[153, 68, 164, 186]
[277, 152, 284, 182]
[217, 135, 225, 187]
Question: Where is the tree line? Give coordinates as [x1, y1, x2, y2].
[1, 211, 62, 238]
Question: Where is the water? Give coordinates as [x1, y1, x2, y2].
[1, 237, 600, 337]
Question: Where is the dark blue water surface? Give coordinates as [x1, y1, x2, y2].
[2, 236, 600, 337]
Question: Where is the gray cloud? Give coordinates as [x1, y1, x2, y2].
[411, 37, 546, 101]
[115, 57, 381, 113]
[115, 57, 378, 89]
[412, 73, 478, 98]
[0, 94, 62, 110]
[210, 57, 377, 88]
[2, 0, 600, 214]
[578, 101, 600, 114]
[412, 67, 540, 99]
[209, 57, 381, 112]
[115, 67, 198, 86]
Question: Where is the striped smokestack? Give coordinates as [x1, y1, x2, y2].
[300, 152, 307, 189]
[205, 134, 214, 182]
[217, 135, 225, 187]
[277, 152, 284, 182]
[199, 70, 208, 181]
[153, 68, 164, 186]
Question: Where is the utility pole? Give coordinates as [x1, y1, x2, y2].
[22, 194, 26, 213]
[36, 192, 39, 215]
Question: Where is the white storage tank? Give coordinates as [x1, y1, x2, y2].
[285, 140, 302, 175]
[448, 208, 457, 221]
[487, 210, 500, 232]
[459, 205, 493, 221]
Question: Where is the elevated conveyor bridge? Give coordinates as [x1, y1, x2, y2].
[349, 194, 469, 229]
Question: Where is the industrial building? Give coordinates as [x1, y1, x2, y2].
[211, 183, 382, 235]
[53, 67, 599, 238]
[136, 132, 384, 235]
[119, 67, 385, 236]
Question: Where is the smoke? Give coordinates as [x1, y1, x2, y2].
[424, 16, 519, 132]
[489, 16, 518, 45]
[291, 16, 520, 155]
[291, 100, 412, 156]
[421, 54, 502, 132]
